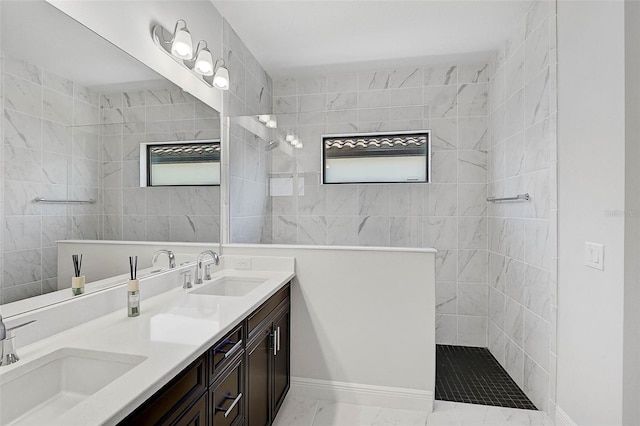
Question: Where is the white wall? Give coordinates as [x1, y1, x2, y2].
[487, 0, 557, 415]
[557, 1, 626, 424]
[623, 1, 640, 423]
[45, 0, 224, 113]
[223, 244, 436, 409]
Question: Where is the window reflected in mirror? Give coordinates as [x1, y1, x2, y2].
[142, 140, 221, 186]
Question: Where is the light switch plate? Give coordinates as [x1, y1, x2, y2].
[585, 242, 604, 270]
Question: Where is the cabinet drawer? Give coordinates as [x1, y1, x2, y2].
[210, 357, 244, 426]
[247, 283, 290, 336]
[172, 393, 207, 426]
[209, 324, 244, 383]
[119, 355, 207, 426]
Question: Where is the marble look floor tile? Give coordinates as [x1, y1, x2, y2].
[499, 407, 553, 425]
[312, 401, 381, 426]
[455, 403, 508, 426]
[427, 401, 462, 426]
[369, 408, 429, 426]
[273, 396, 319, 426]
[275, 394, 553, 426]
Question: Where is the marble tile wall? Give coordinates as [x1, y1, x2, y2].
[224, 19, 274, 244]
[98, 83, 221, 243]
[1, 54, 102, 303]
[270, 62, 490, 346]
[486, 0, 557, 417]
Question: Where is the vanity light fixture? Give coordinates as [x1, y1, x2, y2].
[285, 133, 303, 149]
[257, 114, 277, 128]
[266, 118, 277, 129]
[152, 20, 229, 90]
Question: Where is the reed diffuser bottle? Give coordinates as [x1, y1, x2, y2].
[71, 254, 84, 296]
[128, 256, 140, 317]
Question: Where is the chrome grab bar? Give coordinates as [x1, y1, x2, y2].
[486, 193, 530, 202]
[34, 197, 96, 205]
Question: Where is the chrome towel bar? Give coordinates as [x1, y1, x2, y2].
[486, 193, 530, 202]
[34, 197, 96, 205]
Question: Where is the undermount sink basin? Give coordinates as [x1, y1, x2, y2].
[190, 276, 267, 297]
[0, 348, 147, 425]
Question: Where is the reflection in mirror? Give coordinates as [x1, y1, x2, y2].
[228, 115, 277, 244]
[141, 140, 221, 186]
[1, 0, 221, 305]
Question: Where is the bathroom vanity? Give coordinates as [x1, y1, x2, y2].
[120, 283, 290, 426]
[0, 256, 295, 426]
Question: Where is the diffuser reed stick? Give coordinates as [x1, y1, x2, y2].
[71, 254, 84, 295]
[129, 255, 138, 280]
[72, 254, 82, 277]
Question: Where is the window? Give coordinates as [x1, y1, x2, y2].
[322, 131, 431, 184]
[140, 140, 221, 187]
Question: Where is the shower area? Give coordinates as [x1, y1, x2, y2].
[223, 0, 557, 419]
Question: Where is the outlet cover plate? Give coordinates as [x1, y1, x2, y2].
[234, 256, 251, 270]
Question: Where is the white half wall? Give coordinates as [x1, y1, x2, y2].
[222, 244, 436, 410]
[557, 1, 626, 424]
[45, 0, 224, 112]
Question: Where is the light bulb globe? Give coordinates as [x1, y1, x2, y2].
[213, 65, 230, 90]
[194, 48, 214, 76]
[171, 28, 193, 59]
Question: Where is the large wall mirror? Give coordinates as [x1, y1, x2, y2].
[1, 0, 221, 305]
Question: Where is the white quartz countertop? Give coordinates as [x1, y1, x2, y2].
[1, 268, 294, 426]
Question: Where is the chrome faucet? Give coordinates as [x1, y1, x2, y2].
[152, 249, 176, 269]
[195, 250, 220, 284]
[0, 315, 36, 366]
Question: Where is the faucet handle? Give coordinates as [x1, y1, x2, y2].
[182, 271, 192, 289]
[1, 319, 35, 366]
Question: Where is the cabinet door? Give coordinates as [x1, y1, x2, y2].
[172, 393, 207, 426]
[272, 307, 290, 419]
[246, 327, 272, 426]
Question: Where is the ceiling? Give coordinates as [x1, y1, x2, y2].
[1, 0, 163, 89]
[213, 0, 533, 78]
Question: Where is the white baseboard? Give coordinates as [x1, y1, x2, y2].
[555, 406, 578, 426]
[290, 377, 434, 412]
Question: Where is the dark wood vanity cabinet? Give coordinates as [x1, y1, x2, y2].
[119, 355, 208, 426]
[246, 287, 291, 426]
[119, 282, 290, 426]
[174, 393, 208, 426]
[272, 307, 290, 416]
[210, 355, 244, 426]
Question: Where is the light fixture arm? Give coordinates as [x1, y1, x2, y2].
[157, 19, 188, 45]
[213, 58, 225, 70]
[194, 40, 207, 56]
